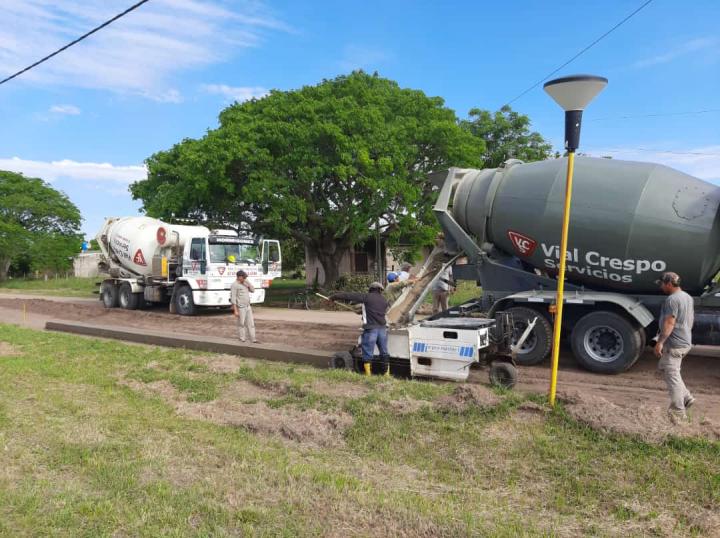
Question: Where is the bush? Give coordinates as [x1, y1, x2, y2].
[331, 273, 376, 293]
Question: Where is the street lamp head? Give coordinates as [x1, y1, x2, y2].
[543, 74, 608, 152]
[543, 75, 608, 111]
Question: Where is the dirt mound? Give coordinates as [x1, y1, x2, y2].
[0, 342, 20, 356]
[181, 400, 351, 447]
[436, 384, 501, 412]
[560, 390, 720, 443]
[122, 377, 350, 447]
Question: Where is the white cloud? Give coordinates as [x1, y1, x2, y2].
[0, 156, 146, 185]
[632, 37, 719, 69]
[49, 104, 80, 115]
[585, 146, 720, 184]
[0, 0, 288, 101]
[339, 45, 389, 71]
[201, 84, 268, 103]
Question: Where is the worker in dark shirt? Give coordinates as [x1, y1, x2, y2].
[330, 282, 390, 376]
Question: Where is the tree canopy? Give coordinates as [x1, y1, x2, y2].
[461, 104, 553, 167]
[0, 171, 82, 279]
[132, 71, 485, 284]
[132, 72, 553, 285]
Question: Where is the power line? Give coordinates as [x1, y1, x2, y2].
[504, 0, 655, 107]
[587, 108, 720, 122]
[0, 0, 151, 87]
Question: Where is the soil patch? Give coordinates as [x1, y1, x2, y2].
[121, 377, 350, 447]
[307, 380, 370, 399]
[221, 379, 283, 401]
[560, 390, 720, 443]
[436, 384, 501, 412]
[192, 354, 257, 374]
[0, 342, 20, 356]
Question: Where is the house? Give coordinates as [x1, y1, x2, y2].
[304, 238, 427, 286]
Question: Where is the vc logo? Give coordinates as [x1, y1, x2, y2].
[507, 230, 537, 256]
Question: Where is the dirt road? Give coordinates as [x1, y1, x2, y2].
[1, 293, 719, 432]
[0, 295, 361, 351]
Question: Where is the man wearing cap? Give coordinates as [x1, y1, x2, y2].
[231, 270, 258, 343]
[654, 271, 695, 420]
[330, 282, 391, 376]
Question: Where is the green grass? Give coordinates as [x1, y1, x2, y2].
[0, 325, 718, 536]
[449, 280, 481, 306]
[264, 278, 306, 306]
[0, 276, 97, 297]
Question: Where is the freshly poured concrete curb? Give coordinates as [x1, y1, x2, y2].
[45, 320, 331, 368]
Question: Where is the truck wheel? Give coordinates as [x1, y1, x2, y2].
[174, 285, 196, 316]
[101, 282, 118, 308]
[118, 283, 139, 310]
[507, 306, 552, 366]
[570, 311, 643, 374]
[330, 351, 354, 370]
[489, 361, 517, 389]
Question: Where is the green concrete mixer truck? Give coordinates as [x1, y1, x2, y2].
[430, 156, 720, 374]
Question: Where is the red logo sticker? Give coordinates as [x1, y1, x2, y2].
[218, 267, 225, 275]
[191, 261, 199, 272]
[156, 227, 167, 245]
[507, 230, 537, 256]
[133, 249, 147, 266]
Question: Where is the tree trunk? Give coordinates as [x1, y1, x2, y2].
[0, 257, 11, 281]
[310, 240, 350, 288]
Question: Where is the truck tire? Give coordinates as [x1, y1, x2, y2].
[570, 311, 643, 374]
[489, 361, 517, 389]
[507, 306, 552, 366]
[174, 285, 196, 316]
[118, 283, 139, 310]
[101, 282, 118, 309]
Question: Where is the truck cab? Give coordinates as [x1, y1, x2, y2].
[173, 233, 281, 315]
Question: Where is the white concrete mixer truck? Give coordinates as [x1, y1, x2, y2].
[430, 156, 720, 374]
[96, 217, 281, 315]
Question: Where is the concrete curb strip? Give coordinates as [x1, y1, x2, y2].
[44, 320, 330, 368]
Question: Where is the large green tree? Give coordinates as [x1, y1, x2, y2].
[0, 171, 82, 279]
[132, 72, 484, 285]
[462, 105, 553, 167]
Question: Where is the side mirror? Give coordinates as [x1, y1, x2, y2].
[262, 261, 269, 274]
[200, 261, 207, 274]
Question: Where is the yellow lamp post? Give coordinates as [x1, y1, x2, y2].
[543, 75, 608, 406]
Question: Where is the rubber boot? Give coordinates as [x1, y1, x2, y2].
[383, 364, 391, 378]
[363, 362, 372, 376]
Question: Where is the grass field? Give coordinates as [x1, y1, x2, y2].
[0, 325, 718, 536]
[0, 276, 98, 297]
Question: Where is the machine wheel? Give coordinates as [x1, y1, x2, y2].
[330, 351, 354, 370]
[507, 306, 552, 366]
[174, 285, 196, 316]
[101, 282, 118, 309]
[489, 361, 517, 389]
[118, 283, 139, 310]
[570, 311, 643, 374]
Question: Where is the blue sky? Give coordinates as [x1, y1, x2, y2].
[0, 0, 718, 238]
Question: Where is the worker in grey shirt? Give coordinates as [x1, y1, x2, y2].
[431, 265, 455, 314]
[230, 270, 257, 343]
[654, 271, 695, 419]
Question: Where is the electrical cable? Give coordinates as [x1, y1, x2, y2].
[504, 0, 655, 106]
[0, 0, 151, 87]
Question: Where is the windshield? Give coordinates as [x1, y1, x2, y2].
[209, 243, 259, 264]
